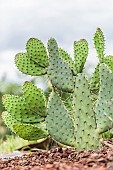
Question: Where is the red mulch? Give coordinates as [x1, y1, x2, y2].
[1, 140, 113, 170]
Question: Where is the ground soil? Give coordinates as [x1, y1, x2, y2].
[1, 139, 113, 170]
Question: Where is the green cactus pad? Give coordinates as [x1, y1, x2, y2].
[94, 28, 105, 62]
[15, 53, 47, 76]
[2, 95, 45, 123]
[2, 111, 18, 132]
[104, 56, 113, 72]
[47, 38, 74, 92]
[23, 81, 47, 117]
[90, 64, 100, 94]
[2, 95, 25, 122]
[74, 39, 88, 73]
[73, 73, 99, 150]
[13, 123, 49, 141]
[26, 38, 48, 67]
[46, 91, 75, 146]
[96, 63, 113, 134]
[59, 48, 77, 75]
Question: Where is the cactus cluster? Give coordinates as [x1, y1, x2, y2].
[2, 28, 113, 151]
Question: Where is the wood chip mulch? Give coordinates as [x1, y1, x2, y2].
[1, 140, 113, 170]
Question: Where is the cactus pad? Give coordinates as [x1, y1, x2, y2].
[2, 95, 26, 122]
[94, 28, 105, 62]
[59, 48, 77, 75]
[2, 111, 18, 132]
[47, 38, 74, 92]
[13, 123, 49, 140]
[104, 56, 113, 72]
[96, 63, 113, 134]
[23, 81, 47, 117]
[46, 91, 75, 146]
[73, 73, 99, 150]
[26, 38, 48, 67]
[15, 53, 47, 76]
[90, 64, 100, 94]
[2, 94, 45, 123]
[74, 39, 88, 73]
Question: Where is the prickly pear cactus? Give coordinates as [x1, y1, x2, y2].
[47, 38, 75, 92]
[26, 38, 48, 67]
[3, 28, 113, 151]
[15, 53, 47, 76]
[74, 39, 88, 73]
[47, 73, 99, 150]
[104, 56, 113, 71]
[96, 64, 113, 134]
[2, 95, 29, 122]
[23, 81, 47, 117]
[94, 28, 105, 63]
[15, 35, 89, 94]
[73, 73, 99, 150]
[46, 91, 75, 146]
[13, 122, 48, 141]
[2, 111, 18, 132]
[2, 81, 49, 141]
[15, 37, 49, 76]
[90, 28, 113, 94]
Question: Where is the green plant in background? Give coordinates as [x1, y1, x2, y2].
[2, 28, 113, 151]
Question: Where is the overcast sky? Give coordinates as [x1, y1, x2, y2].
[1, 0, 113, 83]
